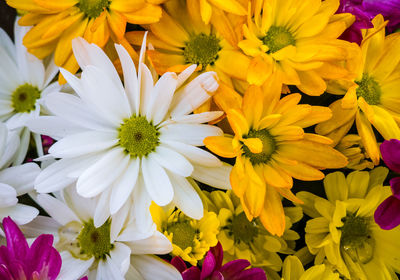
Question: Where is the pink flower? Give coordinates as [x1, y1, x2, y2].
[171, 242, 267, 280]
[0, 217, 62, 280]
[374, 139, 400, 230]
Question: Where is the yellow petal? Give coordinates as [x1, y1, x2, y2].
[355, 110, 380, 165]
[370, 105, 400, 139]
[6, 0, 52, 13]
[204, 136, 237, 158]
[110, 0, 145, 12]
[279, 161, 325, 181]
[242, 138, 263, 153]
[208, 0, 247, 15]
[199, 0, 212, 24]
[215, 50, 251, 80]
[259, 185, 285, 236]
[123, 3, 162, 24]
[247, 56, 272, 86]
[147, 50, 186, 75]
[323, 172, 348, 202]
[276, 188, 303, 204]
[242, 85, 263, 128]
[257, 114, 282, 130]
[230, 156, 246, 197]
[341, 85, 358, 109]
[212, 82, 243, 113]
[293, 106, 332, 128]
[297, 70, 326, 96]
[263, 163, 292, 188]
[226, 109, 249, 137]
[106, 10, 126, 40]
[34, 0, 78, 10]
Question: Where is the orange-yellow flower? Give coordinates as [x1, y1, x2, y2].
[204, 81, 348, 236]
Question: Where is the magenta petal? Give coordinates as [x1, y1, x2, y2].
[171, 257, 187, 273]
[374, 196, 400, 230]
[390, 177, 400, 199]
[380, 139, 400, 173]
[209, 242, 223, 269]
[182, 267, 201, 280]
[220, 259, 250, 278]
[229, 268, 267, 280]
[2, 217, 28, 261]
[210, 271, 224, 280]
[200, 250, 217, 280]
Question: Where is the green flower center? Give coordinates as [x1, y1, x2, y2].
[183, 33, 221, 69]
[78, 0, 110, 18]
[77, 219, 113, 260]
[11, 83, 41, 113]
[118, 116, 160, 158]
[168, 222, 197, 249]
[355, 73, 381, 105]
[262, 26, 296, 53]
[340, 213, 374, 264]
[229, 212, 259, 244]
[242, 128, 276, 165]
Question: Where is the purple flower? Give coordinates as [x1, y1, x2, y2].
[338, 0, 400, 44]
[0, 217, 61, 280]
[374, 139, 400, 230]
[171, 242, 267, 280]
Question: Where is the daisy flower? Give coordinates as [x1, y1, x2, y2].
[31, 185, 181, 280]
[335, 134, 374, 170]
[238, 0, 355, 95]
[150, 202, 220, 266]
[0, 122, 40, 227]
[29, 35, 231, 224]
[298, 168, 400, 279]
[0, 21, 61, 164]
[0, 217, 62, 280]
[316, 15, 400, 165]
[6, 0, 166, 81]
[204, 83, 348, 236]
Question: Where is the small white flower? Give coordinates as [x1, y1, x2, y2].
[0, 122, 40, 226]
[29, 34, 232, 225]
[28, 185, 181, 280]
[0, 20, 61, 164]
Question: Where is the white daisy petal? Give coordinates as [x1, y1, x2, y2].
[0, 27, 15, 59]
[0, 162, 40, 195]
[126, 265, 145, 280]
[110, 243, 131, 276]
[77, 148, 129, 198]
[139, 63, 154, 115]
[164, 111, 223, 125]
[0, 100, 13, 117]
[42, 55, 59, 87]
[97, 257, 124, 280]
[110, 158, 140, 215]
[28, 116, 85, 140]
[20, 215, 61, 237]
[63, 186, 96, 222]
[110, 201, 131, 242]
[191, 162, 233, 190]
[128, 231, 172, 255]
[0, 130, 19, 169]
[37, 194, 80, 226]
[130, 178, 154, 234]
[94, 188, 112, 228]
[0, 204, 39, 225]
[169, 172, 204, 219]
[0, 122, 8, 158]
[12, 127, 30, 165]
[130, 255, 182, 280]
[141, 156, 174, 206]
[58, 251, 94, 280]
[159, 123, 223, 146]
[176, 64, 197, 88]
[0, 183, 18, 207]
[0, 46, 21, 89]
[152, 145, 193, 177]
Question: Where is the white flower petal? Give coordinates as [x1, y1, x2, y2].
[0, 204, 39, 225]
[128, 231, 172, 255]
[12, 127, 30, 165]
[77, 148, 129, 198]
[94, 188, 112, 228]
[159, 123, 223, 146]
[58, 251, 94, 280]
[110, 243, 131, 276]
[163, 111, 223, 126]
[20, 215, 60, 237]
[152, 145, 193, 177]
[163, 140, 222, 167]
[0, 122, 8, 159]
[37, 194, 80, 225]
[130, 255, 182, 280]
[0, 27, 15, 60]
[28, 116, 85, 140]
[110, 158, 140, 215]
[126, 265, 145, 280]
[63, 185, 96, 222]
[176, 64, 197, 88]
[42, 55, 59, 88]
[0, 45, 21, 89]
[0, 183, 17, 207]
[97, 257, 125, 280]
[0, 130, 19, 169]
[141, 156, 174, 206]
[0, 100, 13, 117]
[0, 162, 40, 195]
[191, 162, 232, 190]
[139, 63, 154, 115]
[110, 201, 130, 242]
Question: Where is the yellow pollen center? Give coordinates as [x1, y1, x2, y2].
[262, 26, 296, 53]
[242, 128, 276, 165]
[78, 0, 110, 18]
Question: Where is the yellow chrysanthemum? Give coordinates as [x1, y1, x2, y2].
[316, 15, 400, 166]
[282, 256, 340, 280]
[126, 0, 249, 112]
[336, 134, 374, 170]
[238, 0, 355, 95]
[7, 0, 165, 81]
[204, 82, 348, 236]
[298, 168, 400, 279]
[150, 203, 219, 266]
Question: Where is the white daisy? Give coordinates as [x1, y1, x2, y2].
[0, 20, 61, 164]
[29, 34, 232, 225]
[0, 122, 40, 226]
[27, 185, 181, 280]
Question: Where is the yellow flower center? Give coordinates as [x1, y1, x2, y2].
[242, 128, 276, 165]
[77, 219, 113, 260]
[78, 0, 110, 18]
[262, 26, 295, 53]
[183, 33, 221, 70]
[11, 83, 41, 113]
[168, 222, 197, 249]
[118, 116, 160, 158]
[340, 213, 374, 264]
[355, 73, 381, 105]
[228, 212, 259, 244]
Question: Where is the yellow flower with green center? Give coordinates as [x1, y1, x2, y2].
[316, 15, 400, 166]
[126, 0, 250, 112]
[204, 190, 303, 280]
[150, 203, 220, 266]
[281, 256, 340, 280]
[297, 167, 400, 279]
[204, 82, 348, 236]
[6, 0, 166, 82]
[237, 0, 355, 95]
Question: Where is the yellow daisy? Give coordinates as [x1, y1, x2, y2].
[126, 0, 250, 112]
[282, 256, 340, 280]
[238, 0, 355, 95]
[150, 203, 220, 266]
[336, 134, 374, 170]
[6, 0, 165, 81]
[298, 168, 400, 279]
[316, 15, 400, 165]
[204, 82, 348, 236]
